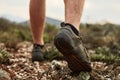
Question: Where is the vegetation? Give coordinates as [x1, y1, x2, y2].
[44, 23, 59, 43]
[0, 18, 32, 48]
[0, 17, 120, 63]
[0, 48, 10, 64]
[90, 47, 119, 63]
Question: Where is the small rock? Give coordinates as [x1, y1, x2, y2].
[0, 43, 5, 48]
[51, 60, 67, 70]
[0, 69, 11, 80]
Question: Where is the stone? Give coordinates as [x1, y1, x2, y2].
[0, 69, 11, 80]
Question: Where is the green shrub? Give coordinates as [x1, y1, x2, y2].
[44, 46, 63, 60]
[90, 47, 120, 63]
[0, 49, 10, 64]
[0, 18, 32, 48]
[44, 23, 59, 43]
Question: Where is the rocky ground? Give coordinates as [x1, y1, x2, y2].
[0, 42, 120, 80]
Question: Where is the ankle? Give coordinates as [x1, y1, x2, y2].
[61, 22, 79, 36]
[33, 43, 44, 49]
[64, 21, 80, 30]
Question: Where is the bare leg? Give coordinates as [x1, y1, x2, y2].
[54, 0, 92, 72]
[64, 0, 84, 30]
[29, 0, 46, 45]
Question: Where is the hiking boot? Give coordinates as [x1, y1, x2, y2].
[54, 22, 92, 73]
[31, 44, 44, 62]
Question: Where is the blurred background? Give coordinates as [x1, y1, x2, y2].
[0, 0, 120, 24]
[0, 0, 120, 62]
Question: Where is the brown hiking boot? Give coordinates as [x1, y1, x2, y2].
[54, 22, 92, 73]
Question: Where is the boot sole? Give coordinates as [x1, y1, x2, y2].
[54, 33, 92, 72]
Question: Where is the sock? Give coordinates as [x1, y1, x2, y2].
[65, 23, 79, 36]
[34, 43, 44, 49]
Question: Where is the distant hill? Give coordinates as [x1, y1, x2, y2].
[46, 17, 62, 27]
[20, 17, 62, 27]
[0, 14, 62, 27]
[1, 14, 26, 23]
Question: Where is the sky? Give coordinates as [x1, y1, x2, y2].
[0, 0, 120, 24]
